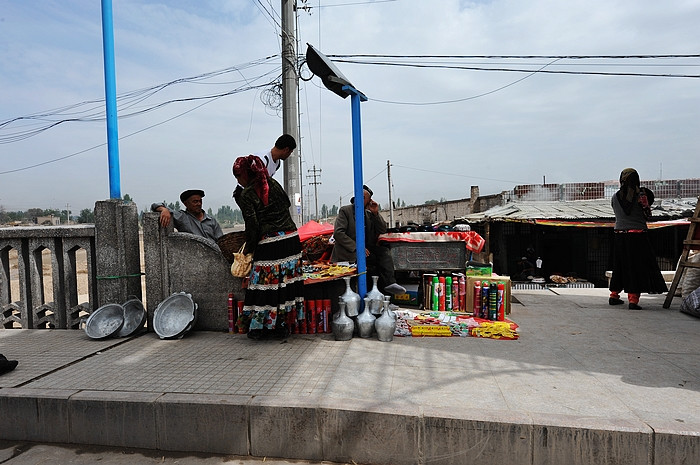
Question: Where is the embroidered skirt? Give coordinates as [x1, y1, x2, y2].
[241, 231, 304, 331]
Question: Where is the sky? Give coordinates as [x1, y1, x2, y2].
[1, 0, 699, 219]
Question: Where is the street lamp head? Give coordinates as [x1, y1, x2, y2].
[306, 43, 355, 99]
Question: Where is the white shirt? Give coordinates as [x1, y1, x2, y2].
[234, 150, 281, 193]
[253, 150, 281, 178]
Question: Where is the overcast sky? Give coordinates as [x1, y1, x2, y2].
[1, 0, 699, 218]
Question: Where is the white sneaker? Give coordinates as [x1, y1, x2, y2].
[384, 283, 406, 295]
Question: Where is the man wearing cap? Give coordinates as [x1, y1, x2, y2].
[151, 189, 223, 242]
[331, 185, 405, 295]
[232, 134, 297, 204]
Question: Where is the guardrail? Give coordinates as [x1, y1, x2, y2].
[0, 225, 97, 329]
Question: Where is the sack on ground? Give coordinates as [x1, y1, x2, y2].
[231, 244, 253, 278]
[680, 286, 700, 318]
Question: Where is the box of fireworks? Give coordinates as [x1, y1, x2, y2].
[422, 273, 437, 309]
[406, 319, 453, 337]
[391, 284, 419, 306]
[465, 275, 511, 316]
[465, 260, 493, 276]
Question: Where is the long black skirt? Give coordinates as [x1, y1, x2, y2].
[609, 231, 667, 295]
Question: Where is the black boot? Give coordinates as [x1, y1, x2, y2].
[0, 354, 18, 375]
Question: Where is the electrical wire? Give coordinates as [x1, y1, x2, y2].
[0, 58, 281, 144]
[0, 82, 274, 175]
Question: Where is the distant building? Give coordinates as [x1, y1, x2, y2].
[36, 215, 61, 226]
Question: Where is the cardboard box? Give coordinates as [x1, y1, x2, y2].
[465, 265, 492, 276]
[391, 283, 419, 306]
[465, 275, 511, 315]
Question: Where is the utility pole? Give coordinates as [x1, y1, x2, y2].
[281, 0, 301, 225]
[307, 164, 322, 221]
[387, 160, 394, 228]
[65, 203, 71, 225]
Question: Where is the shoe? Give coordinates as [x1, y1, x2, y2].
[273, 323, 290, 340]
[608, 297, 624, 306]
[247, 329, 264, 340]
[0, 358, 18, 375]
[384, 283, 406, 295]
[628, 303, 642, 310]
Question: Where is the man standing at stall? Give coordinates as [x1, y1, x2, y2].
[331, 185, 405, 295]
[232, 134, 297, 205]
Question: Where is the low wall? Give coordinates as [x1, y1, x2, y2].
[142, 212, 243, 331]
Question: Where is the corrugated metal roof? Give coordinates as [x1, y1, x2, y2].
[459, 197, 697, 223]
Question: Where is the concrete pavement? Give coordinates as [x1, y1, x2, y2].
[0, 288, 698, 465]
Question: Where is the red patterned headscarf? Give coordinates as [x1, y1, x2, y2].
[232, 155, 270, 205]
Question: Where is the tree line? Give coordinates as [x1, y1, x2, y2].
[1, 194, 424, 227]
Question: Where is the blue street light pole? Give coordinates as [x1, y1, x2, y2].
[101, 0, 121, 199]
[342, 85, 369, 298]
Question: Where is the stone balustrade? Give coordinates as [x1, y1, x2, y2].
[0, 224, 97, 329]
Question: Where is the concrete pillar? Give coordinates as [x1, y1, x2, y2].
[470, 186, 480, 214]
[94, 199, 142, 307]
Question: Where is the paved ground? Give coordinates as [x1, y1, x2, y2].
[0, 288, 698, 465]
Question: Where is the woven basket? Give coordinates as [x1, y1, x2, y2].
[217, 231, 246, 264]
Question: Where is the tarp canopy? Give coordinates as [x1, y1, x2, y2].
[534, 219, 689, 228]
[298, 220, 334, 242]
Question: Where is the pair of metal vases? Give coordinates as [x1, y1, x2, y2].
[332, 276, 396, 342]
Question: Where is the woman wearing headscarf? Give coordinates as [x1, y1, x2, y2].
[233, 155, 304, 339]
[609, 168, 667, 309]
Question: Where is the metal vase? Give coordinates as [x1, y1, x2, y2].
[375, 299, 396, 342]
[340, 276, 361, 317]
[366, 275, 384, 315]
[356, 296, 376, 338]
[332, 299, 354, 341]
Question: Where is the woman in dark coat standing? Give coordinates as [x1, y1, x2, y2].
[233, 155, 304, 339]
[609, 168, 667, 309]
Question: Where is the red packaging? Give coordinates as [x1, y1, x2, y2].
[291, 301, 300, 334]
[452, 279, 459, 311]
[228, 293, 235, 333]
[459, 276, 466, 312]
[497, 283, 505, 321]
[236, 301, 246, 333]
[473, 280, 481, 316]
[307, 300, 317, 334]
[438, 276, 446, 311]
[314, 299, 323, 335]
[323, 299, 332, 333]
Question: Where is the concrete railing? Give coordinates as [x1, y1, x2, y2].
[0, 200, 142, 330]
[0, 224, 97, 329]
[142, 211, 242, 331]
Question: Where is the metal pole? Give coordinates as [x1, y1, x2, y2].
[387, 160, 394, 228]
[100, 0, 121, 199]
[343, 85, 368, 298]
[281, 0, 301, 225]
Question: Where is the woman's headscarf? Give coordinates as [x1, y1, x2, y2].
[617, 168, 641, 215]
[232, 155, 270, 205]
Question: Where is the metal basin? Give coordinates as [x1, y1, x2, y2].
[84, 303, 124, 339]
[117, 297, 147, 337]
[153, 292, 197, 339]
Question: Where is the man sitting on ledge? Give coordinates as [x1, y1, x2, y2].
[151, 189, 223, 242]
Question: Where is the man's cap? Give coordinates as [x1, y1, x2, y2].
[180, 189, 205, 203]
[350, 185, 373, 204]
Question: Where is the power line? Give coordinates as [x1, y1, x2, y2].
[0, 83, 272, 175]
[330, 58, 700, 79]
